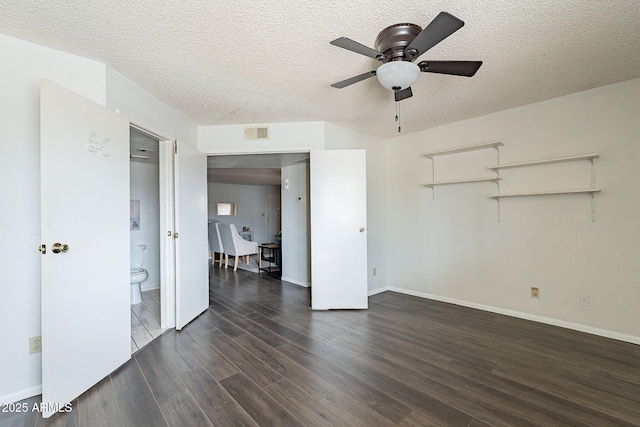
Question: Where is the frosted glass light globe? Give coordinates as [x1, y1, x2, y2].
[376, 61, 420, 90]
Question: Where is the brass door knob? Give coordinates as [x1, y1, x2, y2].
[51, 243, 69, 253]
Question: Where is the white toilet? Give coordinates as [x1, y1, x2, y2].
[130, 243, 148, 305]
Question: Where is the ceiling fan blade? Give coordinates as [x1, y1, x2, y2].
[419, 61, 483, 77]
[331, 71, 377, 88]
[394, 87, 413, 102]
[330, 37, 383, 60]
[406, 12, 464, 59]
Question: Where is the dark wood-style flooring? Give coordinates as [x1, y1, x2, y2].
[4, 266, 640, 426]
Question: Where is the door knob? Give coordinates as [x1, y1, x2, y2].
[51, 243, 69, 253]
[359, 227, 365, 233]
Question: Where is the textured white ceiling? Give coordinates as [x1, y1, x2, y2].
[2, 0, 639, 139]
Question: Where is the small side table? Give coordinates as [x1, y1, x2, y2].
[258, 243, 281, 278]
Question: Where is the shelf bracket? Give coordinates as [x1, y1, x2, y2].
[425, 156, 435, 199]
[495, 145, 501, 223]
[591, 158, 596, 223]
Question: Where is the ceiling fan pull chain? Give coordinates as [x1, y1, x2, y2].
[396, 98, 401, 133]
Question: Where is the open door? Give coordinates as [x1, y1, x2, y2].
[310, 149, 368, 309]
[174, 141, 209, 329]
[40, 80, 130, 417]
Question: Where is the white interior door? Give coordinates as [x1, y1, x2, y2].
[40, 80, 130, 417]
[174, 141, 209, 329]
[310, 149, 368, 309]
[159, 139, 177, 328]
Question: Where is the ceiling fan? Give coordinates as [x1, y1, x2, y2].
[330, 12, 482, 102]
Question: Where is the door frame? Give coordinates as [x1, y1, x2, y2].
[130, 123, 176, 328]
[206, 150, 310, 291]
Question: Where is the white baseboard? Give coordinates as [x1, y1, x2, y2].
[378, 286, 640, 346]
[281, 277, 310, 288]
[0, 385, 41, 405]
[367, 287, 388, 296]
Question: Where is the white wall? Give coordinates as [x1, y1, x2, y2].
[207, 182, 280, 245]
[198, 121, 325, 154]
[385, 77, 640, 343]
[106, 68, 198, 149]
[130, 162, 160, 291]
[324, 123, 387, 294]
[281, 163, 311, 287]
[0, 34, 107, 404]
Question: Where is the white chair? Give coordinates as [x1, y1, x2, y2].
[208, 222, 224, 267]
[218, 223, 258, 271]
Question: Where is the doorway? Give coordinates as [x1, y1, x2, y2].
[129, 127, 166, 352]
[206, 152, 309, 282]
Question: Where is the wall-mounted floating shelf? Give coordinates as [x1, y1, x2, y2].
[487, 154, 599, 170]
[489, 188, 601, 198]
[425, 177, 502, 188]
[422, 141, 503, 201]
[422, 141, 504, 158]
[488, 152, 601, 222]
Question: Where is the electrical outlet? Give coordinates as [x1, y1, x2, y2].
[531, 287, 539, 298]
[29, 336, 42, 354]
[579, 294, 590, 306]
[373, 268, 377, 276]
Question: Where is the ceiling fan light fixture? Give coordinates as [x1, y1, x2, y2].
[376, 61, 420, 91]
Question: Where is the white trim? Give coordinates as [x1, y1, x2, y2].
[128, 119, 171, 142]
[201, 148, 314, 156]
[0, 386, 42, 405]
[159, 139, 176, 329]
[385, 287, 640, 346]
[282, 277, 310, 288]
[367, 287, 388, 296]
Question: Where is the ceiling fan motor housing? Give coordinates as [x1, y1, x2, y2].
[374, 23, 422, 62]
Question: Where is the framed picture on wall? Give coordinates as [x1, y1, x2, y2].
[130, 200, 140, 230]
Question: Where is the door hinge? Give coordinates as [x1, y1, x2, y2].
[174, 141, 177, 154]
[38, 244, 46, 254]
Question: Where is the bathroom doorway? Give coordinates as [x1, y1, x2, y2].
[129, 127, 167, 352]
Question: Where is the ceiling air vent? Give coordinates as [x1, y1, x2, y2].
[244, 126, 270, 141]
